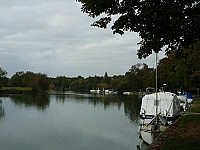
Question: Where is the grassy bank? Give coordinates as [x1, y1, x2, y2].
[148, 96, 200, 150]
[0, 87, 32, 94]
[160, 114, 200, 150]
[191, 96, 200, 113]
[159, 96, 200, 150]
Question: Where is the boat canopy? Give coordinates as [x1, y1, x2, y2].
[181, 94, 193, 99]
[140, 92, 181, 118]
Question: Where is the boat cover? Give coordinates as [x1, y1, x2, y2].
[177, 95, 189, 111]
[140, 92, 181, 119]
[181, 94, 193, 99]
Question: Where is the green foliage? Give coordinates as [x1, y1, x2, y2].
[51, 76, 70, 91]
[101, 72, 111, 84]
[8, 71, 50, 93]
[125, 63, 154, 91]
[0, 67, 7, 78]
[9, 71, 24, 87]
[30, 73, 50, 92]
[0, 77, 9, 87]
[158, 40, 200, 93]
[77, 0, 200, 58]
[71, 78, 87, 92]
[0, 67, 8, 87]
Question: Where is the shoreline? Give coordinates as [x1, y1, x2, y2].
[147, 116, 183, 150]
[148, 97, 200, 150]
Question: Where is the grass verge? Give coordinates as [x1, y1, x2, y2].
[191, 96, 200, 113]
[1, 87, 32, 91]
[0, 87, 32, 94]
[160, 114, 200, 150]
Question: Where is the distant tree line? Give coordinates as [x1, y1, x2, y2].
[0, 41, 199, 94]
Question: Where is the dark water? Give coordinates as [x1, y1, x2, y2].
[0, 92, 142, 150]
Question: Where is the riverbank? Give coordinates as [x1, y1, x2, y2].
[148, 96, 200, 150]
[0, 87, 32, 94]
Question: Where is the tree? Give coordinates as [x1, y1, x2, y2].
[29, 73, 50, 92]
[77, 0, 200, 58]
[21, 71, 35, 87]
[9, 71, 24, 87]
[71, 78, 87, 92]
[125, 63, 154, 91]
[158, 40, 200, 93]
[0, 67, 8, 87]
[101, 72, 111, 85]
[86, 75, 102, 89]
[0, 67, 7, 78]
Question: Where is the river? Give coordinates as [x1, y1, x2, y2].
[0, 92, 145, 150]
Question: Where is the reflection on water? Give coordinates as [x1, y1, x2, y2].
[0, 99, 5, 119]
[0, 93, 142, 150]
[53, 92, 141, 123]
[10, 94, 50, 111]
[9, 92, 141, 123]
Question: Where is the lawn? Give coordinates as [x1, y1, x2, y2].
[148, 96, 200, 150]
[0, 87, 32, 93]
[160, 114, 200, 150]
[191, 96, 200, 113]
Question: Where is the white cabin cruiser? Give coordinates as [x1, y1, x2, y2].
[138, 53, 182, 145]
[139, 92, 182, 133]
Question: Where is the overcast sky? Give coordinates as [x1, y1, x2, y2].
[0, 0, 165, 78]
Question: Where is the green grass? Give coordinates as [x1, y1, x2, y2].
[160, 115, 200, 150]
[161, 136, 200, 150]
[191, 96, 200, 113]
[1, 87, 32, 92]
[180, 114, 200, 125]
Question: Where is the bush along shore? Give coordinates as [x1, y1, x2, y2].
[148, 96, 200, 150]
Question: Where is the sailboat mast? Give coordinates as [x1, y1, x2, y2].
[155, 53, 158, 125]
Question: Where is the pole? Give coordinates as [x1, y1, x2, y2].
[155, 53, 158, 125]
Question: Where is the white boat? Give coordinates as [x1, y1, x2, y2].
[123, 92, 133, 95]
[181, 94, 193, 104]
[90, 88, 101, 94]
[140, 92, 182, 126]
[138, 92, 182, 144]
[104, 89, 118, 94]
[138, 53, 182, 144]
[139, 131, 159, 145]
[104, 89, 110, 94]
[177, 95, 189, 112]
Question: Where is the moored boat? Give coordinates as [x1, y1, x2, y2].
[180, 94, 193, 104]
[90, 88, 101, 94]
[138, 53, 183, 145]
[140, 92, 182, 126]
[177, 95, 189, 112]
[138, 92, 182, 144]
[139, 53, 182, 145]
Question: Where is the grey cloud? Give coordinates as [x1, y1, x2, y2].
[0, 0, 164, 78]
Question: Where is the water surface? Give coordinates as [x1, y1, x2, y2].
[0, 93, 141, 150]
